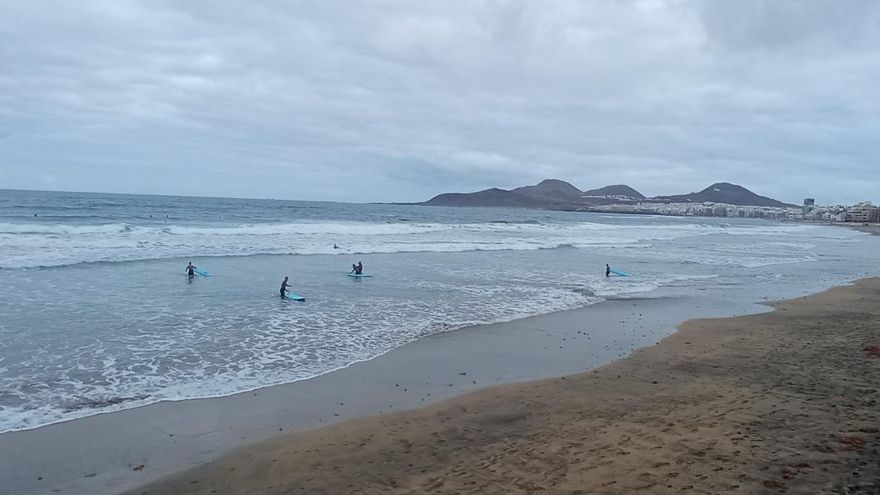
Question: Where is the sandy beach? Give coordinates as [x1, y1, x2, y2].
[129, 279, 880, 495]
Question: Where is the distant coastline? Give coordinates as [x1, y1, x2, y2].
[419, 179, 880, 223]
[419, 179, 799, 220]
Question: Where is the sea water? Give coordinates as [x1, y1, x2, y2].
[0, 189, 877, 431]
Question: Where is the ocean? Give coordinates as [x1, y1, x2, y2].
[0, 188, 877, 432]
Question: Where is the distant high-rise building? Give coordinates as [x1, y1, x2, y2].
[803, 198, 816, 217]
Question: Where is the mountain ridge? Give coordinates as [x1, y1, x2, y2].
[512, 179, 584, 201]
[422, 180, 795, 209]
[422, 188, 552, 208]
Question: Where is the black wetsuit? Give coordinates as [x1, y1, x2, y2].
[187, 265, 196, 278]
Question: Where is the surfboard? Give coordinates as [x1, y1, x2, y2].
[284, 293, 305, 302]
[609, 269, 629, 277]
[194, 268, 213, 277]
[346, 273, 373, 278]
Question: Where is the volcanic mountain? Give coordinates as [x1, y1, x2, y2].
[422, 179, 647, 208]
[654, 182, 796, 208]
[422, 180, 791, 209]
[511, 179, 585, 201]
[582, 184, 645, 199]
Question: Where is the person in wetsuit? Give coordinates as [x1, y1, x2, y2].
[280, 276, 292, 298]
[355, 261, 363, 275]
[605, 264, 611, 278]
[185, 261, 197, 278]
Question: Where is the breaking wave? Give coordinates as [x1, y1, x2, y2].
[0, 220, 816, 269]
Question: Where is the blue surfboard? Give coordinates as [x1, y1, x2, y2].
[609, 269, 628, 277]
[346, 273, 373, 278]
[194, 268, 213, 277]
[284, 293, 305, 302]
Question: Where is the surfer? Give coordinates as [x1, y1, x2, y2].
[185, 262, 197, 278]
[605, 264, 611, 278]
[355, 261, 363, 275]
[280, 276, 292, 298]
[333, 243, 339, 249]
[350, 263, 358, 274]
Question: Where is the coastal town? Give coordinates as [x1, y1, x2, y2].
[590, 197, 880, 223]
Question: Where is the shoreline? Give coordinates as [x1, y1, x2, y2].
[0, 294, 767, 495]
[0, 294, 704, 436]
[844, 223, 880, 236]
[794, 220, 880, 237]
[133, 279, 880, 494]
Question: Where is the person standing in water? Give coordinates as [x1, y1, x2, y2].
[185, 261, 197, 278]
[605, 264, 611, 278]
[280, 276, 292, 298]
[355, 261, 363, 274]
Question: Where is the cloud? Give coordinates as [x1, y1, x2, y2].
[0, 0, 877, 204]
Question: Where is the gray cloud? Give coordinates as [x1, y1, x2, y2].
[1, 0, 878, 204]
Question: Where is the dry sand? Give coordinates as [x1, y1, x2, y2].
[131, 279, 880, 495]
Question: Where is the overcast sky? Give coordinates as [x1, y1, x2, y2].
[1, 1, 878, 204]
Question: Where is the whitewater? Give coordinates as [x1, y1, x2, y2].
[0, 189, 877, 432]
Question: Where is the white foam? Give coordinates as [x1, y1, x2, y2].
[588, 273, 719, 298]
[0, 222, 133, 235]
[0, 282, 597, 432]
[0, 217, 845, 431]
[0, 220, 822, 269]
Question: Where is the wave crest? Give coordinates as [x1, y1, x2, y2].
[0, 219, 822, 269]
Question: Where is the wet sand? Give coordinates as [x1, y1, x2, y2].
[131, 279, 880, 495]
[847, 224, 880, 236]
